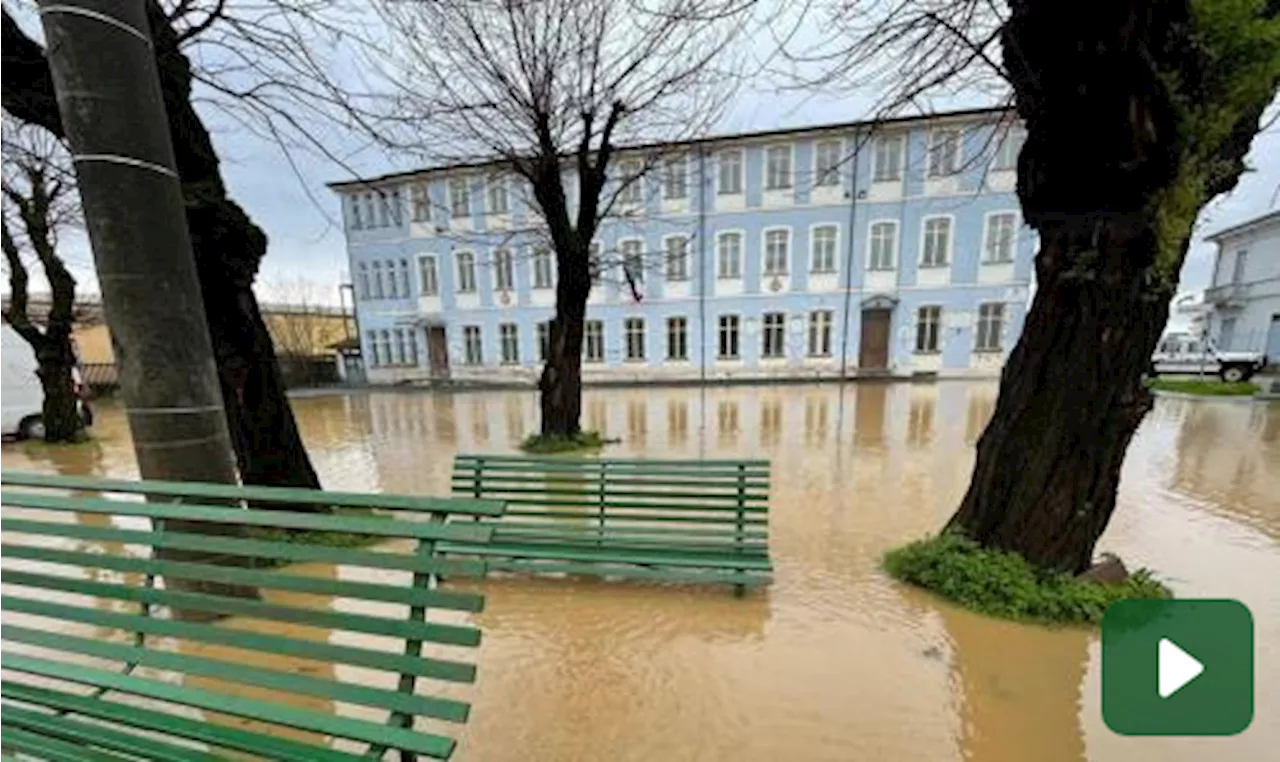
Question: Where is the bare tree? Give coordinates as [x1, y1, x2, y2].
[1, 118, 86, 442]
[372, 0, 754, 439]
[795, 0, 1280, 573]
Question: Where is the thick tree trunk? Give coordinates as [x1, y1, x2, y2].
[34, 338, 84, 443]
[539, 286, 588, 437]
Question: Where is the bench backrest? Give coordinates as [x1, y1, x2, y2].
[0, 470, 505, 760]
[452, 455, 770, 553]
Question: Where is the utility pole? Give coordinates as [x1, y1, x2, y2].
[38, 0, 237, 487]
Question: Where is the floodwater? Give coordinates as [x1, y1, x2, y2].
[3, 382, 1278, 761]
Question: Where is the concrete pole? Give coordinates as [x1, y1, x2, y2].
[37, 0, 237, 487]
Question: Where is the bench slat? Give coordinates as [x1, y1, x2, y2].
[1, 653, 457, 759]
[483, 496, 767, 512]
[453, 485, 767, 502]
[502, 508, 767, 526]
[0, 470, 504, 517]
[0, 725, 136, 762]
[3, 572, 482, 647]
[452, 474, 769, 491]
[452, 462, 769, 479]
[455, 454, 769, 467]
[3, 596, 476, 683]
[472, 519, 768, 540]
[483, 558, 769, 586]
[437, 542, 772, 570]
[2, 705, 225, 762]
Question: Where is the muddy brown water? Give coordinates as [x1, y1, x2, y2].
[3, 382, 1277, 761]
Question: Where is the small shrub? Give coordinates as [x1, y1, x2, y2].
[1147, 378, 1258, 396]
[519, 430, 607, 454]
[884, 532, 1171, 625]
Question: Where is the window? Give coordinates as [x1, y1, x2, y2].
[916, 306, 941, 352]
[625, 318, 646, 361]
[811, 225, 837, 273]
[808, 310, 832, 356]
[532, 246, 553, 289]
[584, 320, 604, 362]
[449, 177, 470, 218]
[868, 221, 898, 270]
[499, 323, 519, 364]
[765, 145, 792, 190]
[1232, 250, 1248, 283]
[487, 175, 508, 215]
[407, 330, 418, 365]
[873, 135, 904, 182]
[493, 248, 514, 291]
[621, 239, 644, 285]
[983, 213, 1017, 263]
[372, 261, 385, 298]
[663, 156, 687, 200]
[411, 183, 430, 221]
[366, 330, 379, 366]
[994, 127, 1025, 171]
[1219, 317, 1237, 351]
[462, 325, 483, 365]
[398, 259, 410, 296]
[618, 159, 643, 203]
[717, 232, 742, 278]
[665, 236, 689, 281]
[764, 229, 789, 275]
[762, 312, 786, 358]
[814, 140, 841, 187]
[349, 196, 363, 230]
[975, 303, 1005, 351]
[666, 317, 688, 361]
[419, 256, 438, 296]
[537, 321, 550, 362]
[718, 149, 743, 194]
[928, 127, 961, 177]
[377, 191, 390, 227]
[389, 189, 403, 226]
[921, 217, 952, 267]
[456, 251, 476, 292]
[385, 259, 399, 298]
[718, 315, 740, 359]
[378, 330, 392, 366]
[393, 329, 407, 365]
[357, 263, 370, 299]
[363, 194, 376, 228]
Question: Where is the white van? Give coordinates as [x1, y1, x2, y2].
[2, 324, 92, 439]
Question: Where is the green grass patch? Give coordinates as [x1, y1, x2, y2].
[884, 532, 1171, 625]
[1147, 378, 1258, 396]
[519, 430, 607, 454]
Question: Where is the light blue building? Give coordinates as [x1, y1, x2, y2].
[328, 106, 1035, 385]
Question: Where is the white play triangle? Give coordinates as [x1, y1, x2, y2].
[1158, 637, 1205, 698]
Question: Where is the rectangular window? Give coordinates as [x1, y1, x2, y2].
[975, 303, 1005, 351]
[1232, 250, 1248, 283]
[718, 315, 740, 359]
[389, 189, 403, 226]
[378, 330, 392, 366]
[663, 156, 687, 200]
[718, 149, 743, 194]
[762, 312, 786, 358]
[366, 330, 380, 366]
[537, 321, 550, 362]
[456, 251, 476, 292]
[493, 248, 514, 291]
[393, 329, 406, 365]
[357, 263, 370, 299]
[487, 175, 508, 215]
[765, 145, 792, 190]
[372, 261, 385, 298]
[928, 127, 961, 177]
[665, 236, 689, 281]
[921, 217, 951, 267]
[398, 259, 410, 296]
[411, 183, 430, 221]
[916, 306, 942, 352]
[532, 246, 553, 289]
[994, 127, 1025, 171]
[618, 159, 643, 203]
[666, 317, 688, 361]
[584, 320, 604, 362]
[449, 177, 470, 218]
[868, 221, 898, 270]
[462, 325, 483, 365]
[717, 232, 742, 278]
[808, 310, 832, 356]
[363, 193, 377, 228]
[873, 135, 904, 182]
[407, 330, 418, 365]
[377, 191, 390, 227]
[983, 213, 1017, 263]
[419, 256, 438, 296]
[621, 239, 644, 285]
[811, 225, 837, 273]
[814, 140, 841, 187]
[384, 259, 398, 298]
[625, 318, 646, 361]
[499, 323, 519, 364]
[764, 229, 789, 275]
[349, 196, 363, 230]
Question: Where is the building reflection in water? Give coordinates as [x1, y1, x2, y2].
[854, 384, 888, 449]
[588, 398, 609, 438]
[803, 397, 828, 447]
[907, 389, 936, 448]
[717, 400, 739, 447]
[761, 399, 782, 448]
[627, 400, 648, 446]
[668, 400, 688, 445]
[470, 396, 490, 444]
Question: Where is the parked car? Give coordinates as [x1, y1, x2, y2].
[1150, 331, 1268, 382]
[2, 324, 93, 439]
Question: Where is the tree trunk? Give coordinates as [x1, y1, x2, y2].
[539, 286, 588, 437]
[34, 335, 84, 443]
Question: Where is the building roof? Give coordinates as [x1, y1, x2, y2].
[326, 105, 1014, 192]
[1204, 209, 1280, 243]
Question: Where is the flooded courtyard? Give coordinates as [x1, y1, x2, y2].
[4, 381, 1278, 761]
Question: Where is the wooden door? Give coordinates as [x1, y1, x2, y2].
[859, 309, 891, 369]
[427, 326, 450, 379]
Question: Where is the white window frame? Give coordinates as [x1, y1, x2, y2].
[717, 314, 741, 359]
[761, 226, 791, 276]
[666, 316, 688, 361]
[813, 139, 842, 187]
[866, 219, 899, 271]
[363, 193, 377, 228]
[617, 158, 644, 204]
[372, 261, 385, 298]
[531, 246, 554, 290]
[584, 320, 605, 363]
[365, 330, 380, 366]
[919, 215, 954, 268]
[619, 237, 645, 285]
[389, 188, 403, 226]
[493, 248, 514, 291]
[808, 310, 833, 357]
[928, 126, 962, 178]
[486, 174, 508, 215]
[462, 325, 483, 365]
[915, 305, 942, 353]
[398, 258, 410, 297]
[410, 183, 430, 222]
[872, 134, 904, 183]
[982, 211, 1019, 264]
[536, 321, 550, 362]
[662, 155, 687, 200]
[455, 251, 476, 293]
[993, 126, 1025, 171]
[764, 144, 794, 191]
[761, 312, 786, 359]
[378, 330, 392, 366]
[716, 230, 744, 279]
[663, 235, 690, 281]
[624, 317, 646, 361]
[419, 256, 438, 296]
[348, 195, 363, 230]
[975, 303, 1005, 352]
[357, 263, 370, 299]
[448, 176, 470, 218]
[809, 223, 839, 274]
[499, 323, 520, 365]
[717, 148, 743, 195]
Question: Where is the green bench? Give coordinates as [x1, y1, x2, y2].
[0, 470, 505, 761]
[442, 454, 772, 592]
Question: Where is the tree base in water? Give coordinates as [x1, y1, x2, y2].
[519, 430, 608, 454]
[884, 532, 1170, 626]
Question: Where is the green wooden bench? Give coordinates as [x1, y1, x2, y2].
[442, 454, 772, 592]
[0, 470, 506, 761]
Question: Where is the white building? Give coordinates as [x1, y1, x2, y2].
[1203, 209, 1280, 366]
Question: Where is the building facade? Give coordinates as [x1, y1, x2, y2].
[330, 107, 1036, 385]
[1202, 209, 1280, 366]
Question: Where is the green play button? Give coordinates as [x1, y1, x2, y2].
[1102, 599, 1253, 736]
